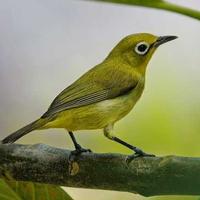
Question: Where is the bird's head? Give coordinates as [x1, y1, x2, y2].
[107, 33, 177, 74]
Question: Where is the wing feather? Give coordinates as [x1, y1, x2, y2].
[42, 65, 138, 118]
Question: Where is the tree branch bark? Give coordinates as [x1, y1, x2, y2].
[0, 143, 200, 197]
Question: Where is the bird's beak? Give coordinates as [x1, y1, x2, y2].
[154, 35, 178, 47]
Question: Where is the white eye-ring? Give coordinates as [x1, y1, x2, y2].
[134, 42, 150, 55]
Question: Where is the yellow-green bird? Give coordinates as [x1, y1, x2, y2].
[2, 33, 177, 158]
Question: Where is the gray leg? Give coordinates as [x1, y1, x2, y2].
[104, 124, 155, 160]
[68, 131, 91, 156]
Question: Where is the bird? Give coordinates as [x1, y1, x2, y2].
[2, 33, 177, 158]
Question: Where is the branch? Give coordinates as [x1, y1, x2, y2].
[90, 0, 200, 21]
[0, 143, 200, 197]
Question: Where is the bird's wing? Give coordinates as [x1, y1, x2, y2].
[42, 65, 138, 118]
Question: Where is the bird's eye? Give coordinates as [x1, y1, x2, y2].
[134, 42, 150, 55]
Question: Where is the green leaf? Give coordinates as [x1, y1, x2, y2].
[0, 179, 73, 200]
[92, 0, 200, 20]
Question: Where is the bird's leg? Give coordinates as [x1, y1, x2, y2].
[104, 125, 155, 162]
[68, 131, 91, 156]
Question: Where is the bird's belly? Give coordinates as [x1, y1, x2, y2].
[44, 95, 136, 131]
[43, 79, 145, 131]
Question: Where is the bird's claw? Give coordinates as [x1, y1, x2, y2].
[71, 148, 92, 156]
[126, 151, 155, 164]
[69, 146, 92, 162]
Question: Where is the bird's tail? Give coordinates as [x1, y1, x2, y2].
[1, 118, 48, 144]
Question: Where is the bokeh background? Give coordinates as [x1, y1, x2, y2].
[0, 0, 200, 199]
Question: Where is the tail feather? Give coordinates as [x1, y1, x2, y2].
[1, 118, 47, 144]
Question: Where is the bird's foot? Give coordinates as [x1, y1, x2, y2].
[126, 148, 155, 164]
[69, 144, 92, 162]
[68, 145, 92, 176]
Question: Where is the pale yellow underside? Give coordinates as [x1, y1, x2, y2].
[41, 78, 145, 131]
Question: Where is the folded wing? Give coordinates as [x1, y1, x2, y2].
[42, 65, 138, 118]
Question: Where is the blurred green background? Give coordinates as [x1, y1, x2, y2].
[0, 0, 200, 199]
